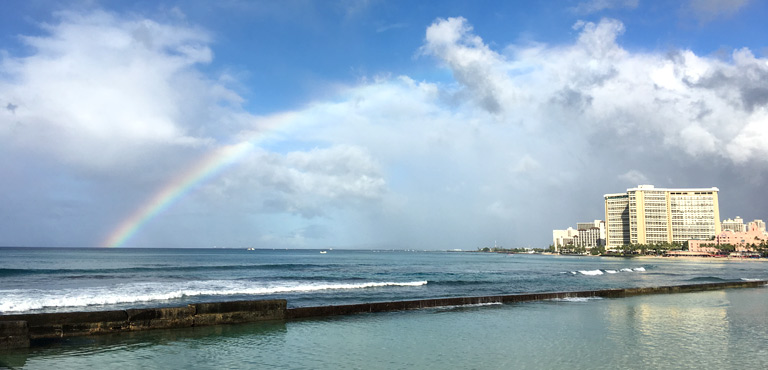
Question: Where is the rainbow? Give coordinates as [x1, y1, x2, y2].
[102, 111, 303, 248]
[101, 141, 255, 247]
[99, 107, 311, 247]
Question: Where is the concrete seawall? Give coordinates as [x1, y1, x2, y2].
[0, 299, 287, 348]
[1, 280, 765, 349]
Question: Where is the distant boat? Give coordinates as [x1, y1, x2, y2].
[247, 248, 255, 251]
[320, 251, 327, 254]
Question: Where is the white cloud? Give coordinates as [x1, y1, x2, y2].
[619, 170, 648, 185]
[677, 125, 721, 156]
[0, 10, 248, 170]
[282, 145, 386, 200]
[421, 17, 517, 115]
[573, 18, 626, 59]
[512, 155, 540, 174]
[726, 109, 768, 163]
[205, 145, 388, 218]
[3, 10, 768, 249]
[417, 16, 768, 166]
[232, 15, 768, 247]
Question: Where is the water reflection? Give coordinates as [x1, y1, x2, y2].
[1, 320, 289, 369]
[603, 289, 767, 369]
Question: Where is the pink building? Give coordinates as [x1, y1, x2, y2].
[689, 222, 768, 254]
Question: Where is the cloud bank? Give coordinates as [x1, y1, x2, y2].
[240, 16, 768, 247]
[419, 16, 768, 165]
[1, 10, 767, 248]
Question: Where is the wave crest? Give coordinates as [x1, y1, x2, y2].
[565, 267, 647, 276]
[0, 280, 428, 314]
[578, 270, 604, 276]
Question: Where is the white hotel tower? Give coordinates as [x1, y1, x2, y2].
[604, 185, 721, 247]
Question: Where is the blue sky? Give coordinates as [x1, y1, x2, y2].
[1, 0, 767, 249]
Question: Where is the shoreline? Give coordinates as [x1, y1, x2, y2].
[633, 255, 768, 262]
[539, 253, 768, 262]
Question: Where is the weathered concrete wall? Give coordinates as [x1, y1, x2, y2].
[0, 299, 287, 349]
[3, 310, 130, 339]
[1, 281, 765, 349]
[286, 281, 764, 319]
[287, 280, 766, 319]
[192, 300, 285, 326]
[0, 321, 29, 350]
[287, 296, 505, 319]
[126, 306, 196, 331]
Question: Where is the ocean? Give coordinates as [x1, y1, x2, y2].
[2, 248, 768, 369]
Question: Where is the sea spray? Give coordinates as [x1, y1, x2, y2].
[0, 280, 428, 314]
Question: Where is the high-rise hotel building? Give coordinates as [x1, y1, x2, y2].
[604, 185, 721, 247]
[604, 193, 630, 247]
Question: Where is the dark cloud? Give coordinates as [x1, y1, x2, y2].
[692, 58, 768, 112]
[740, 86, 768, 112]
[551, 88, 593, 112]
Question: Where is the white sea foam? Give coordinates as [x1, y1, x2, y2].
[741, 278, 762, 281]
[435, 302, 503, 310]
[565, 267, 646, 275]
[0, 280, 428, 314]
[578, 270, 604, 276]
[550, 297, 604, 303]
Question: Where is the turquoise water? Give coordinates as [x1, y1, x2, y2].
[3, 287, 767, 369]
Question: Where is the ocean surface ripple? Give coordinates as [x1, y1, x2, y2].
[1, 247, 766, 314]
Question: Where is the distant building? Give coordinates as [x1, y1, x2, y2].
[722, 217, 745, 232]
[575, 220, 605, 249]
[689, 221, 768, 254]
[553, 221, 605, 252]
[604, 185, 721, 247]
[751, 219, 766, 233]
[552, 227, 578, 252]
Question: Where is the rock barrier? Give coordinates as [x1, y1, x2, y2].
[1, 280, 765, 349]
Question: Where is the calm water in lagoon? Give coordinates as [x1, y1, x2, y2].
[3, 287, 767, 369]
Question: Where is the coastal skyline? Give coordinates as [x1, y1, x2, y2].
[1, 0, 767, 249]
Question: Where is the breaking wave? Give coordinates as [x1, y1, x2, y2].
[549, 296, 604, 303]
[0, 280, 428, 314]
[431, 302, 504, 310]
[566, 267, 648, 276]
[578, 270, 604, 276]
